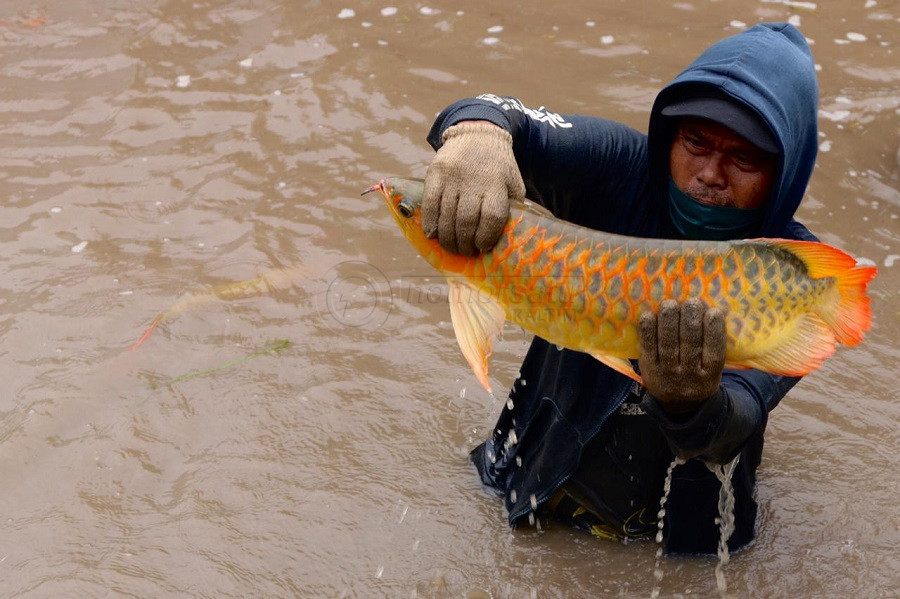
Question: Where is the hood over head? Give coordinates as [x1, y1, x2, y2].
[648, 23, 819, 238]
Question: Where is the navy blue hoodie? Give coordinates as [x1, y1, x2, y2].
[426, 23, 819, 554]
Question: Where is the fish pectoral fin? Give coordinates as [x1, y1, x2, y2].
[587, 350, 644, 385]
[447, 277, 506, 394]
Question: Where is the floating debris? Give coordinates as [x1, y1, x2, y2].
[170, 339, 291, 382]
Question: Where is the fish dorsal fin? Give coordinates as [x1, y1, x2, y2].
[586, 350, 644, 385]
[512, 198, 555, 220]
[732, 312, 836, 376]
[447, 277, 506, 394]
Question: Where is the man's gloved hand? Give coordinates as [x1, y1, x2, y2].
[638, 298, 727, 413]
[423, 121, 526, 255]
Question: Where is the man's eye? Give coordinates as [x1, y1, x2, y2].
[683, 135, 705, 151]
[734, 154, 759, 169]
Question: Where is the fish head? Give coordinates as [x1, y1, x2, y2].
[364, 177, 473, 274]
[364, 177, 429, 242]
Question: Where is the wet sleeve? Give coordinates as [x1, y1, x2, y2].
[639, 370, 801, 464]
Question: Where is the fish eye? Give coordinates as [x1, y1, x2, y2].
[398, 199, 415, 218]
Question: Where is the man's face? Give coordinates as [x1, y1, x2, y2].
[669, 117, 777, 209]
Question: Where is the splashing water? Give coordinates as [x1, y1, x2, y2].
[650, 455, 685, 599]
[650, 454, 742, 599]
[707, 454, 741, 596]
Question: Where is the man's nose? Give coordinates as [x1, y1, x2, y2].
[696, 154, 727, 190]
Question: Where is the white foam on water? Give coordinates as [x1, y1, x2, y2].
[846, 32, 867, 42]
[337, 8, 355, 19]
[600, 35, 615, 45]
[788, 14, 801, 26]
[175, 75, 190, 88]
[50, 207, 62, 213]
[487, 25, 503, 33]
[884, 254, 898, 267]
[482, 37, 500, 45]
[729, 20, 746, 28]
[239, 57, 252, 67]
[420, 6, 439, 15]
[586, 20, 596, 27]
[381, 6, 397, 16]
[819, 140, 832, 152]
[71, 241, 88, 253]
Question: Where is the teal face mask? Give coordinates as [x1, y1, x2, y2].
[668, 178, 764, 241]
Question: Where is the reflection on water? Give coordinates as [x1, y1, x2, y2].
[0, 1, 897, 597]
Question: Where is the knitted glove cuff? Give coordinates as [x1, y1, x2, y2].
[441, 121, 513, 145]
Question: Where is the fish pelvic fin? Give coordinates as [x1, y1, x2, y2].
[732, 312, 836, 376]
[770, 239, 877, 346]
[586, 351, 644, 385]
[447, 277, 506, 394]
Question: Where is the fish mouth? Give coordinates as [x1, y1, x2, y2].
[361, 180, 385, 196]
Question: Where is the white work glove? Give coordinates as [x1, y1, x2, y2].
[422, 121, 526, 255]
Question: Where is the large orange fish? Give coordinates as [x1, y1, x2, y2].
[367, 177, 876, 393]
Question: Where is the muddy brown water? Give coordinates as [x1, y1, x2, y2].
[0, 1, 897, 597]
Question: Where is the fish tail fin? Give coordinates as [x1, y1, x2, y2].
[819, 262, 877, 346]
[770, 239, 877, 347]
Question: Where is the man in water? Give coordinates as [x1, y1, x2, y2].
[422, 23, 819, 553]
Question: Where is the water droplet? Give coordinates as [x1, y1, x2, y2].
[506, 398, 514, 410]
[529, 494, 538, 510]
[510, 490, 517, 503]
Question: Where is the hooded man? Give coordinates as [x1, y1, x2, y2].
[421, 23, 819, 554]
